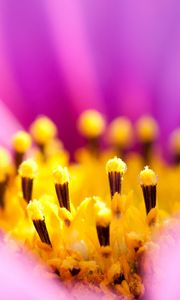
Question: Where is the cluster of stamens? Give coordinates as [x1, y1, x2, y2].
[0, 110, 179, 299]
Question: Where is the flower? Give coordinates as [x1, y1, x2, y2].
[0, 2, 180, 298]
[0, 110, 179, 298]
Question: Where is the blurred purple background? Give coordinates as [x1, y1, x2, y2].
[0, 0, 180, 152]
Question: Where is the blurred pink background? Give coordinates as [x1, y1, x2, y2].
[0, 0, 179, 152]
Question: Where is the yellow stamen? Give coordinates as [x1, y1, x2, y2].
[140, 166, 157, 215]
[53, 166, 70, 211]
[30, 116, 57, 145]
[108, 117, 133, 148]
[77, 109, 106, 138]
[136, 116, 159, 142]
[53, 166, 70, 185]
[139, 166, 157, 186]
[27, 199, 44, 221]
[27, 199, 52, 246]
[96, 207, 112, 227]
[106, 157, 127, 197]
[12, 131, 31, 153]
[96, 207, 111, 247]
[19, 159, 37, 203]
[19, 159, 38, 179]
[106, 157, 127, 174]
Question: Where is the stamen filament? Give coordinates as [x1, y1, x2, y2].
[55, 183, 70, 211]
[53, 166, 70, 211]
[21, 177, 33, 203]
[33, 219, 52, 246]
[108, 171, 121, 198]
[96, 225, 110, 247]
[140, 166, 157, 214]
[19, 159, 37, 203]
[106, 157, 127, 198]
[136, 116, 159, 164]
[142, 185, 156, 215]
[96, 207, 111, 247]
[142, 141, 153, 165]
[27, 199, 52, 246]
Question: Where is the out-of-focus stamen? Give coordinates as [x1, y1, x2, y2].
[139, 166, 157, 215]
[30, 116, 57, 154]
[53, 166, 70, 211]
[106, 157, 127, 198]
[77, 110, 106, 154]
[107, 117, 133, 156]
[169, 128, 180, 165]
[12, 131, 31, 170]
[136, 116, 159, 164]
[19, 159, 37, 203]
[27, 199, 51, 246]
[0, 147, 11, 173]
